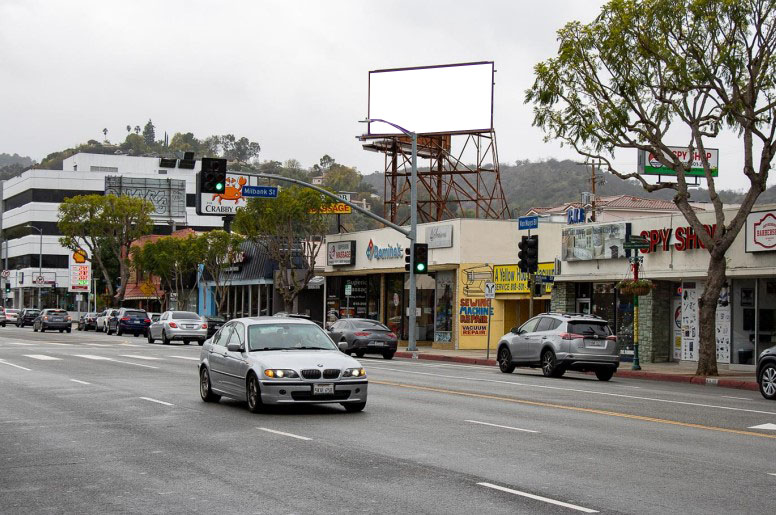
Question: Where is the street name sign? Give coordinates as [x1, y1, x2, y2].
[484, 282, 496, 299]
[518, 216, 539, 230]
[242, 185, 278, 198]
[345, 283, 352, 296]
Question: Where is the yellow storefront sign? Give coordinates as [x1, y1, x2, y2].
[493, 262, 554, 294]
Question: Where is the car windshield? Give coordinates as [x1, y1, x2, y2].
[26, 310, 40, 315]
[248, 323, 336, 352]
[568, 321, 612, 337]
[352, 320, 390, 331]
[171, 311, 199, 320]
[48, 310, 67, 314]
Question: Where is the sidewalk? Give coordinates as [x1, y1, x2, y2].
[393, 346, 760, 392]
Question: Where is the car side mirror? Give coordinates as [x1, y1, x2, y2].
[338, 342, 349, 353]
[227, 342, 243, 352]
[510, 327, 520, 334]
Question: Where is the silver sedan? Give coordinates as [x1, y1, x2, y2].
[148, 310, 208, 345]
[199, 317, 368, 412]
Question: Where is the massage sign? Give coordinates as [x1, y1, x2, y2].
[636, 224, 717, 254]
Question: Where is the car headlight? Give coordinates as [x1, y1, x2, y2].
[264, 369, 299, 378]
[342, 368, 366, 378]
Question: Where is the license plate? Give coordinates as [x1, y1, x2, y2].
[584, 339, 605, 348]
[371, 341, 384, 347]
[313, 383, 334, 395]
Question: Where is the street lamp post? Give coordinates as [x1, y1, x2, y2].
[25, 224, 43, 310]
[360, 118, 419, 352]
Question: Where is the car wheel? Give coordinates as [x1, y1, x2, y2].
[246, 374, 263, 413]
[383, 351, 395, 360]
[33, 325, 38, 332]
[595, 368, 614, 381]
[198, 339, 205, 346]
[759, 363, 776, 400]
[133, 332, 139, 337]
[40, 327, 45, 333]
[183, 340, 190, 345]
[117, 327, 123, 336]
[66, 328, 71, 333]
[343, 401, 366, 412]
[199, 367, 221, 403]
[498, 346, 516, 374]
[147, 331, 154, 344]
[106, 326, 112, 335]
[59, 329, 64, 333]
[541, 349, 557, 377]
[355, 350, 365, 358]
[77, 325, 82, 331]
[162, 331, 170, 345]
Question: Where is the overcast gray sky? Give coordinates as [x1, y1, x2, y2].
[0, 0, 756, 191]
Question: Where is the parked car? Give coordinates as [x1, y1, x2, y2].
[205, 316, 226, 338]
[33, 309, 72, 333]
[96, 309, 118, 332]
[78, 312, 99, 331]
[327, 318, 398, 359]
[148, 312, 161, 323]
[4, 308, 19, 325]
[198, 317, 367, 412]
[0, 307, 6, 327]
[757, 346, 776, 400]
[496, 313, 619, 381]
[107, 308, 151, 336]
[148, 310, 207, 345]
[17, 308, 41, 327]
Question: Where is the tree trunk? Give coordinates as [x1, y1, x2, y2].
[696, 253, 726, 376]
[283, 295, 294, 314]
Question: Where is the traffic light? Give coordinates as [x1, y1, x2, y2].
[526, 235, 539, 273]
[413, 243, 429, 274]
[4, 282, 9, 294]
[518, 235, 529, 273]
[404, 247, 412, 272]
[200, 157, 227, 194]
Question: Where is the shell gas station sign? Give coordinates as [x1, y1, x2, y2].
[68, 249, 91, 293]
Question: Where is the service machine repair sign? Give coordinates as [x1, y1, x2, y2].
[746, 209, 776, 252]
[68, 250, 91, 293]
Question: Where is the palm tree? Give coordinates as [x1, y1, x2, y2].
[102, 128, 108, 141]
[126, 125, 131, 133]
[134, 125, 141, 134]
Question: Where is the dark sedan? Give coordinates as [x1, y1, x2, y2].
[327, 318, 398, 359]
[17, 308, 41, 328]
[78, 312, 99, 331]
[33, 309, 72, 333]
[205, 316, 226, 338]
[107, 308, 151, 337]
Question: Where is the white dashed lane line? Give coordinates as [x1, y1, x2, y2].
[0, 359, 31, 371]
[119, 354, 162, 361]
[70, 379, 91, 385]
[139, 397, 174, 406]
[478, 482, 598, 513]
[74, 354, 158, 369]
[169, 356, 199, 361]
[465, 419, 539, 434]
[24, 354, 62, 361]
[257, 428, 312, 441]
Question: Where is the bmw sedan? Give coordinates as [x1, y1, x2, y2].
[199, 317, 368, 413]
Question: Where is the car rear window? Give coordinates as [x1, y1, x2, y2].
[124, 310, 147, 316]
[568, 322, 612, 336]
[352, 320, 390, 331]
[171, 311, 199, 320]
[48, 309, 67, 314]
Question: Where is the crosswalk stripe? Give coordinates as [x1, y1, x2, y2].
[24, 354, 62, 361]
[169, 355, 199, 361]
[119, 354, 161, 360]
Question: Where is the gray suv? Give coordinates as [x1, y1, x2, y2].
[497, 313, 619, 381]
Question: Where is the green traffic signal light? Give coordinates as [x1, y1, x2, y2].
[416, 263, 426, 272]
[215, 182, 224, 192]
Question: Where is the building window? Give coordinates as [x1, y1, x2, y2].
[434, 271, 454, 342]
[90, 166, 118, 173]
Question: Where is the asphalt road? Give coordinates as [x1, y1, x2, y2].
[1, 325, 774, 514]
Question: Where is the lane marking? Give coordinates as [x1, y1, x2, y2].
[70, 379, 91, 385]
[119, 354, 161, 361]
[748, 423, 776, 430]
[6, 342, 36, 346]
[257, 427, 311, 441]
[369, 366, 776, 416]
[465, 419, 539, 433]
[0, 359, 31, 371]
[24, 354, 62, 360]
[75, 354, 158, 369]
[139, 397, 174, 406]
[169, 355, 199, 361]
[372, 380, 776, 440]
[38, 342, 72, 346]
[769, 473, 776, 477]
[478, 482, 598, 513]
[722, 396, 751, 401]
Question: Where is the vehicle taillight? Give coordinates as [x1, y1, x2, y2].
[169, 322, 178, 328]
[144, 319, 151, 323]
[607, 335, 617, 341]
[560, 332, 584, 340]
[387, 332, 397, 339]
[354, 331, 370, 336]
[66, 316, 72, 321]
[43, 316, 48, 321]
[121, 317, 130, 321]
[202, 323, 208, 329]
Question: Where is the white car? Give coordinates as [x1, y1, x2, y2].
[148, 310, 207, 345]
[96, 309, 118, 332]
[198, 317, 368, 413]
[4, 308, 18, 325]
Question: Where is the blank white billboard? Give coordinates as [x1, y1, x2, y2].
[367, 62, 494, 136]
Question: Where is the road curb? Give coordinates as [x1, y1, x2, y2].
[393, 351, 759, 392]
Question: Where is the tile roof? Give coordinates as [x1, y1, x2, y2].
[525, 194, 700, 215]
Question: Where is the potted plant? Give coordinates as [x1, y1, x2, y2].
[616, 278, 654, 296]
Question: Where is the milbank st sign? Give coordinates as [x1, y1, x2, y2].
[365, 239, 403, 260]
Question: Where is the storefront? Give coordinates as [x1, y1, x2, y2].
[323, 219, 561, 350]
[553, 207, 776, 368]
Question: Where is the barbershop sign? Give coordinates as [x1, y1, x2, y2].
[746, 210, 776, 252]
[635, 224, 716, 253]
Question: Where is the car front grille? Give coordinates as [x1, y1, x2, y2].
[323, 369, 340, 379]
[291, 390, 350, 401]
[301, 369, 322, 379]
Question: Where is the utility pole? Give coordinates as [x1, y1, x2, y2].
[591, 160, 597, 222]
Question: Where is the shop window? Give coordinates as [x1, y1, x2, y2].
[384, 274, 404, 338]
[434, 271, 454, 342]
[732, 280, 756, 365]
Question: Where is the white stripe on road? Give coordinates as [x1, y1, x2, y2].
[370, 366, 776, 416]
[768, 473, 776, 477]
[465, 419, 539, 434]
[477, 482, 598, 513]
[0, 359, 31, 371]
[722, 395, 751, 401]
[169, 355, 200, 361]
[6, 342, 36, 346]
[139, 397, 174, 406]
[75, 354, 158, 369]
[38, 342, 72, 346]
[70, 379, 91, 385]
[119, 354, 161, 360]
[257, 427, 311, 441]
[24, 354, 62, 360]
